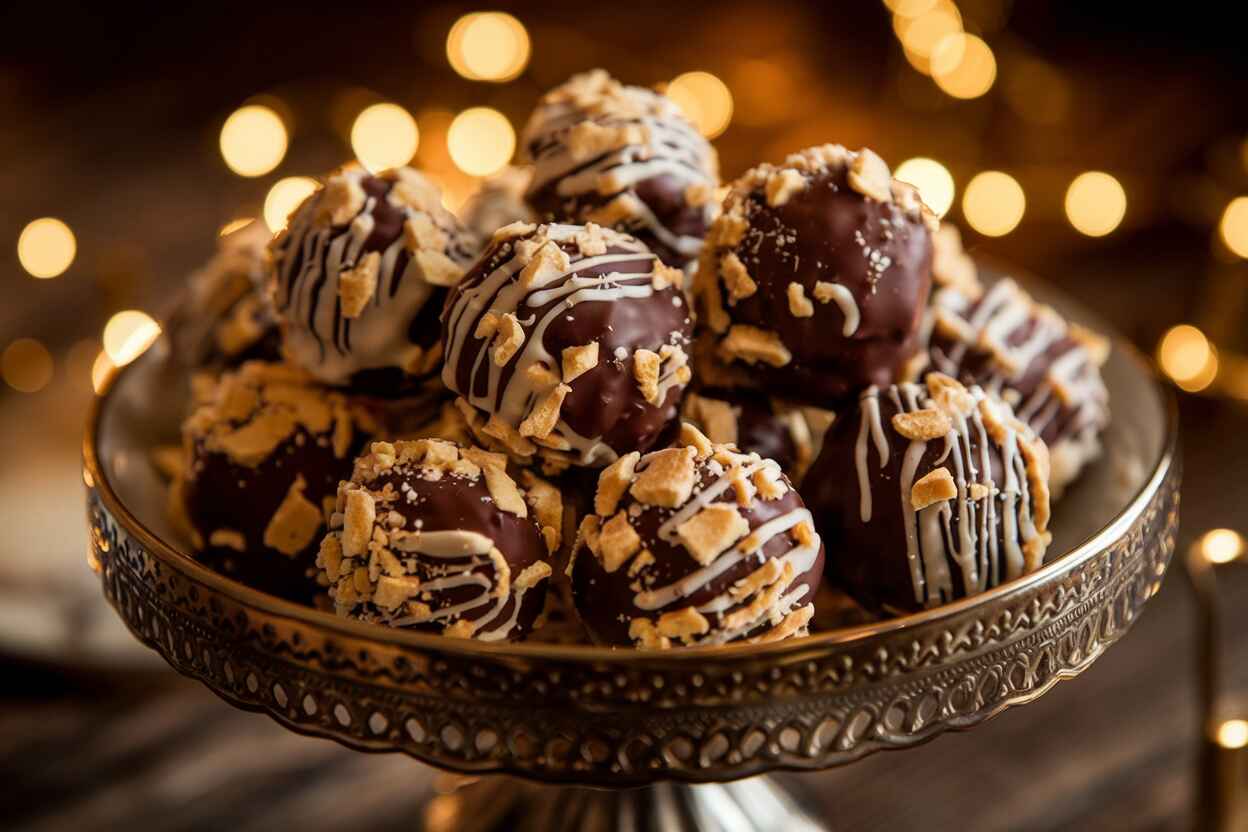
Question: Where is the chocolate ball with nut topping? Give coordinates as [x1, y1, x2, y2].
[269, 164, 478, 394]
[521, 69, 720, 270]
[570, 424, 824, 648]
[802, 373, 1052, 614]
[317, 439, 560, 641]
[441, 222, 694, 474]
[694, 144, 935, 406]
[177, 362, 379, 603]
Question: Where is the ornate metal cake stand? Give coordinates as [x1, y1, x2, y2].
[83, 277, 1180, 831]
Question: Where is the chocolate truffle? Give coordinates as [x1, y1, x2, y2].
[570, 424, 824, 648]
[270, 165, 478, 392]
[169, 219, 282, 370]
[317, 439, 560, 641]
[442, 222, 693, 473]
[803, 373, 1052, 614]
[694, 144, 936, 406]
[521, 69, 720, 269]
[460, 166, 536, 241]
[922, 224, 1110, 494]
[680, 389, 822, 484]
[179, 362, 379, 602]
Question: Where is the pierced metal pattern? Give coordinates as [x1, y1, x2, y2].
[86, 448, 1178, 787]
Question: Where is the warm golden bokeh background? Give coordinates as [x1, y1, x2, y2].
[2, 0, 1245, 401]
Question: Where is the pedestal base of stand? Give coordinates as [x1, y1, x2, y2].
[422, 774, 830, 832]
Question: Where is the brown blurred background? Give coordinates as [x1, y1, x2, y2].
[1, 1, 1246, 829]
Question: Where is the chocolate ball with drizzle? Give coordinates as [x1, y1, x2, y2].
[521, 69, 720, 270]
[177, 362, 380, 603]
[694, 144, 935, 406]
[317, 439, 561, 641]
[803, 373, 1052, 614]
[922, 223, 1110, 495]
[570, 424, 824, 648]
[441, 221, 694, 474]
[168, 219, 282, 371]
[270, 164, 478, 393]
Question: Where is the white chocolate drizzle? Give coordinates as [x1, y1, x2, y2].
[579, 434, 821, 648]
[319, 440, 555, 642]
[521, 71, 718, 262]
[442, 223, 691, 467]
[271, 166, 475, 385]
[853, 381, 1049, 608]
[927, 277, 1109, 493]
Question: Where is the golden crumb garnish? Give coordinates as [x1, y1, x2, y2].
[718, 325, 792, 367]
[676, 503, 749, 566]
[595, 451, 640, 516]
[630, 446, 697, 508]
[911, 467, 957, 510]
[892, 407, 953, 441]
[787, 282, 815, 317]
[598, 511, 642, 572]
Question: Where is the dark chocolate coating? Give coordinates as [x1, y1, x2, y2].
[442, 226, 692, 465]
[184, 424, 365, 605]
[369, 466, 548, 640]
[572, 456, 824, 647]
[802, 385, 1038, 614]
[715, 166, 932, 406]
[527, 171, 710, 269]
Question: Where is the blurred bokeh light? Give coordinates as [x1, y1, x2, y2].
[2, 338, 54, 393]
[448, 107, 515, 176]
[17, 218, 76, 279]
[667, 71, 734, 139]
[962, 171, 1025, 236]
[1158, 323, 1218, 392]
[1066, 172, 1128, 237]
[263, 176, 318, 232]
[1219, 196, 1248, 258]
[896, 1, 963, 74]
[1199, 528, 1246, 564]
[931, 33, 996, 99]
[1216, 719, 1248, 749]
[102, 311, 161, 368]
[446, 12, 531, 82]
[351, 103, 419, 172]
[219, 104, 288, 178]
[895, 157, 955, 217]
